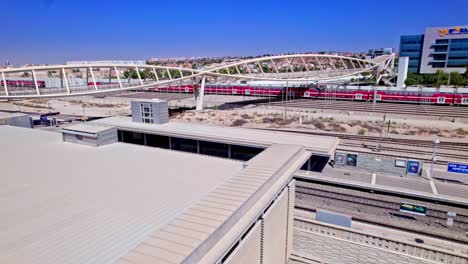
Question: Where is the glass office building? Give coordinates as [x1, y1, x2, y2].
[399, 35, 424, 73]
[399, 26, 468, 74]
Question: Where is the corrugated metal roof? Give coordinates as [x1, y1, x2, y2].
[120, 144, 310, 263]
[89, 117, 338, 155]
[0, 126, 243, 264]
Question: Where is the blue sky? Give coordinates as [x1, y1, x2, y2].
[2, 0, 467, 64]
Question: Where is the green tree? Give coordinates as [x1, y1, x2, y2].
[262, 64, 271, 73]
[449, 72, 464, 86]
[123, 70, 146, 79]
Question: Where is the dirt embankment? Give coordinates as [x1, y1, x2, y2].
[173, 109, 468, 139]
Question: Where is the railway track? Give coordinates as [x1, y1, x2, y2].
[295, 181, 468, 243]
[267, 99, 468, 118]
[339, 142, 468, 164]
[260, 128, 468, 164]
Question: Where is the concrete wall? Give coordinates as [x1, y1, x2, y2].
[396, 57, 409, 89]
[262, 189, 289, 264]
[225, 222, 262, 264]
[0, 114, 32, 128]
[293, 228, 440, 264]
[224, 181, 296, 264]
[62, 128, 117, 147]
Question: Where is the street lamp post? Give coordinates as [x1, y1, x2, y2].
[429, 137, 440, 179]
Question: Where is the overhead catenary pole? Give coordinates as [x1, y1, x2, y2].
[430, 138, 440, 179]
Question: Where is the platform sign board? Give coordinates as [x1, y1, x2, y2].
[335, 152, 346, 166]
[346, 154, 357, 167]
[406, 160, 421, 175]
[447, 163, 468, 175]
[400, 202, 426, 216]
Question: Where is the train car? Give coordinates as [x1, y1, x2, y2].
[87, 82, 105, 86]
[144, 83, 468, 106]
[1, 80, 46, 88]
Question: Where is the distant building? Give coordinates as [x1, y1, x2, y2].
[366, 48, 393, 59]
[66, 60, 146, 65]
[399, 25, 468, 74]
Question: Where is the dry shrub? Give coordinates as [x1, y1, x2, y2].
[240, 114, 253, 119]
[303, 119, 326, 130]
[232, 119, 248, 126]
[361, 122, 382, 133]
[262, 117, 283, 124]
[327, 123, 346, 133]
[278, 119, 295, 125]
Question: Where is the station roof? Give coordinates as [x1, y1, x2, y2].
[91, 116, 339, 155]
[0, 111, 28, 120]
[0, 126, 243, 264]
[0, 125, 311, 264]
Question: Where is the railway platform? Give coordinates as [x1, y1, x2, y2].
[296, 166, 468, 204]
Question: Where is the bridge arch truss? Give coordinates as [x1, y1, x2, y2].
[0, 53, 395, 101]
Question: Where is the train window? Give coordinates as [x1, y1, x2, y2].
[304, 91, 310, 97]
[375, 94, 382, 101]
[232, 89, 237, 95]
[462, 98, 468, 105]
[437, 97, 446, 104]
[184, 87, 189, 92]
[245, 89, 250, 95]
[355, 93, 363, 100]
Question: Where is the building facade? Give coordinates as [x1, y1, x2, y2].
[400, 26, 468, 74]
[399, 35, 424, 73]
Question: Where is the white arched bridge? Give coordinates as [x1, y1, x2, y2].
[0, 53, 394, 110]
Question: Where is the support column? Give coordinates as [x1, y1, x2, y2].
[396, 57, 409, 89]
[61, 68, 70, 94]
[32, 70, 40, 95]
[372, 87, 377, 110]
[89, 67, 97, 90]
[135, 67, 143, 85]
[196, 75, 206, 111]
[2, 72, 9, 96]
[114, 67, 123, 89]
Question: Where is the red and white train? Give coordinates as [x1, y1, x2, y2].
[3, 78, 468, 105]
[146, 84, 468, 105]
[1, 80, 46, 88]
